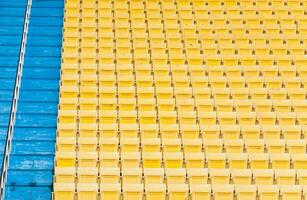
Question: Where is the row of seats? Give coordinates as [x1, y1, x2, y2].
[60, 98, 307, 113]
[55, 151, 307, 169]
[56, 138, 307, 153]
[54, 183, 307, 200]
[55, 167, 307, 185]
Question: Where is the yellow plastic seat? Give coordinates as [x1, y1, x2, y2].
[193, 87, 211, 100]
[56, 137, 76, 152]
[77, 167, 98, 183]
[190, 76, 208, 88]
[293, 100, 307, 113]
[55, 152, 76, 167]
[100, 168, 120, 184]
[118, 86, 135, 99]
[221, 125, 240, 140]
[237, 112, 256, 125]
[122, 168, 142, 184]
[143, 168, 164, 184]
[269, 89, 288, 100]
[298, 113, 307, 125]
[253, 169, 274, 185]
[165, 168, 186, 184]
[297, 170, 307, 185]
[287, 140, 306, 154]
[206, 153, 226, 169]
[145, 184, 166, 200]
[203, 139, 223, 153]
[99, 152, 119, 168]
[167, 184, 189, 200]
[78, 137, 97, 152]
[143, 152, 162, 168]
[121, 152, 141, 168]
[156, 87, 173, 99]
[235, 100, 253, 112]
[78, 152, 98, 167]
[254, 100, 272, 112]
[120, 138, 139, 152]
[100, 184, 121, 200]
[159, 111, 177, 125]
[212, 184, 234, 200]
[122, 184, 143, 200]
[198, 112, 217, 125]
[99, 110, 117, 124]
[190, 184, 211, 200]
[215, 100, 233, 112]
[77, 183, 98, 200]
[187, 168, 208, 184]
[249, 153, 269, 169]
[245, 139, 265, 153]
[250, 88, 268, 100]
[258, 113, 276, 126]
[99, 124, 118, 138]
[277, 112, 296, 126]
[182, 139, 202, 153]
[210, 77, 227, 88]
[224, 140, 244, 153]
[139, 124, 158, 138]
[283, 77, 302, 89]
[54, 167, 75, 183]
[246, 77, 264, 88]
[164, 152, 184, 168]
[241, 125, 261, 139]
[210, 169, 230, 184]
[160, 124, 180, 139]
[99, 98, 116, 111]
[201, 125, 220, 140]
[273, 100, 292, 113]
[141, 138, 160, 153]
[231, 169, 252, 185]
[280, 185, 302, 200]
[176, 99, 195, 112]
[235, 185, 257, 200]
[99, 86, 116, 99]
[218, 112, 236, 125]
[292, 154, 307, 169]
[195, 99, 214, 112]
[212, 88, 231, 100]
[265, 139, 285, 153]
[174, 87, 193, 100]
[275, 169, 296, 185]
[53, 183, 75, 200]
[157, 99, 175, 112]
[257, 185, 279, 200]
[185, 153, 205, 168]
[228, 153, 248, 169]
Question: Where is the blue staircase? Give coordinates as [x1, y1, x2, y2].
[0, 0, 63, 199]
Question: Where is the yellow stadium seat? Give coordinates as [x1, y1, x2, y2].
[143, 168, 164, 184]
[249, 153, 269, 169]
[277, 112, 296, 126]
[203, 139, 223, 153]
[224, 139, 243, 153]
[157, 99, 175, 112]
[165, 168, 186, 184]
[77, 183, 98, 200]
[79, 123, 97, 138]
[258, 113, 276, 126]
[210, 169, 230, 184]
[195, 99, 214, 112]
[235, 100, 253, 112]
[56, 137, 76, 152]
[55, 152, 76, 167]
[253, 169, 274, 185]
[122, 184, 143, 200]
[54, 167, 75, 183]
[178, 111, 197, 125]
[100, 124, 118, 138]
[190, 184, 211, 200]
[237, 112, 256, 125]
[206, 153, 226, 169]
[145, 184, 166, 200]
[100, 184, 121, 200]
[215, 100, 233, 112]
[257, 185, 279, 200]
[167, 184, 189, 200]
[99, 152, 119, 168]
[160, 124, 180, 139]
[156, 87, 173, 99]
[187, 168, 208, 184]
[297, 170, 307, 185]
[182, 139, 202, 153]
[245, 139, 265, 153]
[185, 153, 205, 168]
[292, 154, 307, 169]
[120, 138, 139, 152]
[122, 168, 142, 184]
[287, 140, 306, 154]
[78, 137, 97, 152]
[265, 139, 285, 153]
[231, 169, 252, 185]
[164, 152, 184, 168]
[176, 99, 195, 112]
[190, 76, 208, 88]
[241, 125, 261, 139]
[121, 152, 141, 168]
[275, 169, 296, 185]
[235, 185, 257, 200]
[212, 184, 234, 200]
[293, 100, 307, 113]
[143, 152, 162, 168]
[77, 167, 98, 183]
[199, 112, 216, 125]
[280, 185, 302, 200]
[141, 138, 160, 153]
[78, 152, 98, 167]
[250, 88, 268, 100]
[53, 183, 75, 200]
[269, 89, 288, 100]
[174, 87, 193, 100]
[193, 87, 211, 100]
[228, 153, 248, 169]
[99, 86, 116, 99]
[100, 168, 120, 184]
[159, 111, 177, 125]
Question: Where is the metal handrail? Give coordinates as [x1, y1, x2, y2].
[0, 0, 32, 198]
